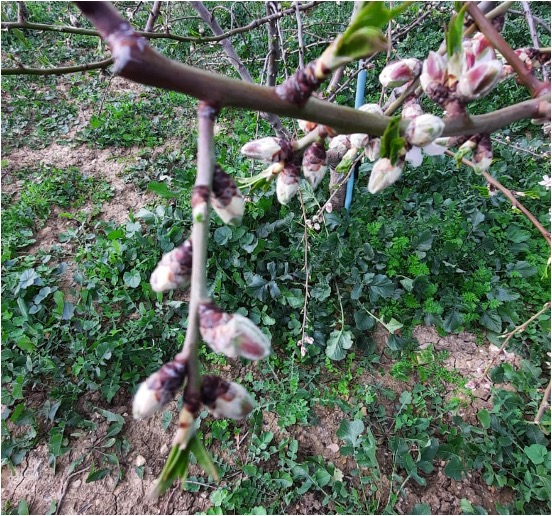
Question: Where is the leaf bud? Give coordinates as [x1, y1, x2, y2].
[241, 137, 293, 163]
[302, 141, 328, 190]
[132, 358, 188, 420]
[457, 60, 503, 101]
[211, 165, 245, 226]
[200, 375, 255, 420]
[368, 157, 404, 194]
[150, 239, 193, 292]
[405, 114, 445, 147]
[199, 301, 271, 360]
[276, 162, 301, 205]
[379, 58, 421, 88]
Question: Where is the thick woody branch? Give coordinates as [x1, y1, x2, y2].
[73, 2, 550, 138]
[467, 2, 550, 98]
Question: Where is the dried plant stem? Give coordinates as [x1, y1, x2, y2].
[483, 301, 551, 375]
[467, 2, 550, 98]
[179, 101, 219, 401]
[447, 151, 552, 246]
[2, 58, 114, 76]
[534, 380, 552, 425]
[298, 190, 310, 356]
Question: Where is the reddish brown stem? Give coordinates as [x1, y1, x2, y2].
[466, 2, 550, 98]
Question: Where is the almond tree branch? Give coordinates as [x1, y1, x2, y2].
[179, 101, 219, 401]
[2, 2, 320, 44]
[190, 0, 288, 139]
[2, 57, 113, 75]
[467, 2, 551, 98]
[265, 1, 280, 87]
[535, 380, 552, 425]
[447, 150, 552, 246]
[16, 1, 29, 23]
[144, 0, 161, 33]
[294, 1, 305, 70]
[73, 2, 550, 139]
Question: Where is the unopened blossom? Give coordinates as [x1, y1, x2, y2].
[132, 358, 188, 420]
[327, 135, 351, 168]
[241, 137, 293, 163]
[364, 138, 381, 162]
[276, 162, 301, 204]
[172, 407, 195, 450]
[420, 51, 447, 102]
[200, 375, 255, 420]
[538, 175, 551, 190]
[457, 60, 503, 101]
[379, 58, 422, 88]
[405, 114, 445, 147]
[358, 103, 384, 116]
[473, 134, 493, 173]
[199, 301, 271, 360]
[150, 239, 193, 292]
[211, 165, 244, 226]
[350, 133, 370, 149]
[368, 157, 404, 194]
[401, 102, 423, 121]
[298, 119, 318, 133]
[302, 141, 328, 190]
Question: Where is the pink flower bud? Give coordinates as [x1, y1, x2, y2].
[457, 60, 502, 101]
[172, 407, 195, 450]
[327, 135, 351, 168]
[405, 114, 445, 147]
[150, 239, 193, 292]
[401, 99, 423, 121]
[302, 142, 328, 190]
[276, 163, 300, 204]
[132, 358, 187, 420]
[212, 165, 245, 226]
[379, 58, 422, 88]
[420, 51, 447, 93]
[241, 137, 293, 163]
[199, 301, 271, 360]
[368, 158, 404, 194]
[201, 375, 254, 420]
[350, 133, 369, 149]
[473, 134, 493, 173]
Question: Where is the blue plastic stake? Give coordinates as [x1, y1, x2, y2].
[344, 62, 367, 212]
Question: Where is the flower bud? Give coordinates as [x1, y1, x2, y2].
[358, 103, 384, 116]
[350, 133, 369, 149]
[368, 158, 404, 194]
[150, 239, 193, 292]
[473, 134, 493, 173]
[199, 301, 271, 360]
[212, 165, 245, 226]
[327, 135, 351, 168]
[302, 142, 328, 190]
[172, 407, 195, 450]
[401, 99, 423, 121]
[379, 58, 422, 88]
[200, 375, 254, 420]
[276, 163, 300, 205]
[364, 138, 381, 162]
[298, 119, 318, 133]
[132, 358, 188, 420]
[405, 114, 445, 147]
[457, 60, 503, 101]
[420, 51, 447, 93]
[241, 137, 293, 163]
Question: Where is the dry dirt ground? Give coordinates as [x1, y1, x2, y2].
[1, 84, 518, 514]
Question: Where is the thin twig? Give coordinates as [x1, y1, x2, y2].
[144, 0, 161, 33]
[534, 380, 552, 425]
[483, 301, 551, 375]
[447, 151, 552, 246]
[294, 1, 305, 70]
[508, 9, 551, 34]
[491, 136, 551, 160]
[521, 1, 548, 82]
[298, 189, 310, 357]
[2, 58, 113, 76]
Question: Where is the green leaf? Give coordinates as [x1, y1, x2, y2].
[524, 444, 547, 465]
[444, 455, 464, 481]
[354, 310, 375, 331]
[16, 336, 35, 352]
[214, 226, 232, 246]
[93, 407, 125, 425]
[443, 309, 463, 332]
[325, 329, 354, 360]
[311, 283, 331, 302]
[477, 409, 491, 430]
[334, 26, 388, 59]
[479, 311, 502, 333]
[379, 117, 404, 164]
[17, 500, 30, 515]
[337, 419, 364, 447]
[412, 503, 431, 515]
[49, 426, 65, 458]
[368, 274, 395, 301]
[19, 268, 39, 289]
[189, 434, 220, 482]
[86, 468, 111, 483]
[446, 4, 467, 57]
[147, 181, 177, 198]
[123, 270, 142, 289]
